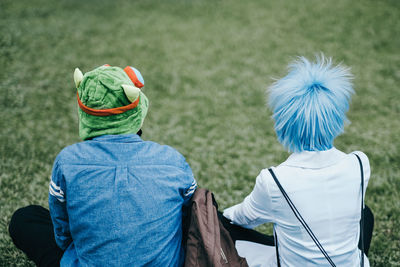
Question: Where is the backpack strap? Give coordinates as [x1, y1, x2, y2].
[354, 153, 365, 267]
[274, 228, 281, 267]
[268, 168, 336, 267]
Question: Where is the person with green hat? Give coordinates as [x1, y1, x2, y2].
[9, 65, 197, 267]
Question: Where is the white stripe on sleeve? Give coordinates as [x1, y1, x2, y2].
[49, 183, 65, 202]
[184, 180, 197, 197]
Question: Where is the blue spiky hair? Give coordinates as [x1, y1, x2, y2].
[268, 55, 354, 152]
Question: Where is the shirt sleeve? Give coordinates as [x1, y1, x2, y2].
[48, 160, 72, 250]
[181, 160, 197, 206]
[223, 169, 274, 229]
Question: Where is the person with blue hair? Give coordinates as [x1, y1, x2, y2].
[223, 55, 374, 266]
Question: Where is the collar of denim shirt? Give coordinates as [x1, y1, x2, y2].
[90, 134, 143, 143]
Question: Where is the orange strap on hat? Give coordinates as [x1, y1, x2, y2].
[77, 92, 140, 116]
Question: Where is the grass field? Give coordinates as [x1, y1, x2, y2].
[1, 0, 399, 266]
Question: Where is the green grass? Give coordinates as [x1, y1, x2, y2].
[1, 0, 399, 266]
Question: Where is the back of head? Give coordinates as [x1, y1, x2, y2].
[74, 65, 149, 140]
[268, 55, 354, 152]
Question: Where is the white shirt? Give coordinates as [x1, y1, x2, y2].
[224, 148, 370, 267]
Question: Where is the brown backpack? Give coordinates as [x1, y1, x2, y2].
[183, 188, 249, 267]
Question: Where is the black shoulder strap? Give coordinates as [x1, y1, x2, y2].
[274, 228, 281, 267]
[268, 168, 337, 267]
[354, 153, 365, 267]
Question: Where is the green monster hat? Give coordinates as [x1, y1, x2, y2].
[74, 65, 149, 140]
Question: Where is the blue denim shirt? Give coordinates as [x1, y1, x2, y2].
[49, 134, 197, 267]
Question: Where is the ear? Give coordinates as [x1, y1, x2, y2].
[123, 66, 144, 88]
[74, 68, 84, 88]
[122, 84, 141, 102]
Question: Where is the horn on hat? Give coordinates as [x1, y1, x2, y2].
[122, 84, 141, 102]
[74, 68, 84, 88]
